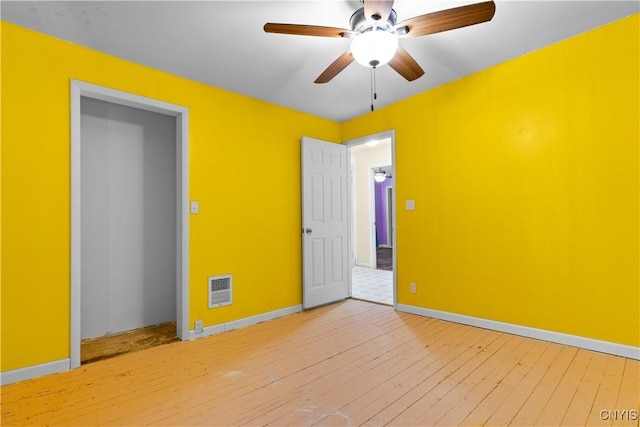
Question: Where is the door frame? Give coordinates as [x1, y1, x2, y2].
[70, 80, 190, 368]
[345, 129, 396, 307]
[386, 185, 393, 248]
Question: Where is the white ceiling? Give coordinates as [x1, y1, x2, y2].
[2, 1, 638, 122]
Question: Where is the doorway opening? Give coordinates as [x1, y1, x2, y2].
[379, 185, 394, 270]
[70, 81, 190, 369]
[373, 164, 393, 271]
[347, 131, 396, 306]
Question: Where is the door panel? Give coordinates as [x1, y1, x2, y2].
[302, 137, 349, 309]
[311, 238, 325, 287]
[311, 174, 324, 221]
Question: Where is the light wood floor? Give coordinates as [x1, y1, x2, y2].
[1, 300, 638, 426]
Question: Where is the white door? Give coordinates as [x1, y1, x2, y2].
[301, 137, 349, 309]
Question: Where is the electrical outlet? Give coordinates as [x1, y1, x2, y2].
[195, 320, 203, 334]
[410, 282, 417, 294]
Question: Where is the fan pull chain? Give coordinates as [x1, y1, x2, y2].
[374, 66, 378, 100]
[370, 66, 378, 112]
[370, 67, 374, 111]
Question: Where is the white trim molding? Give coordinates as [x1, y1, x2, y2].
[1, 359, 70, 386]
[396, 304, 640, 360]
[344, 129, 397, 309]
[189, 305, 303, 340]
[70, 80, 190, 369]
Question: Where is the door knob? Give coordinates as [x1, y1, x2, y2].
[305, 228, 313, 234]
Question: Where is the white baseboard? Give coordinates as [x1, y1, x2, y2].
[189, 304, 303, 340]
[1, 358, 70, 386]
[396, 304, 640, 360]
[2, 306, 302, 385]
[8, 303, 631, 386]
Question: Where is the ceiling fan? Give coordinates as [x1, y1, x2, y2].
[264, 0, 496, 84]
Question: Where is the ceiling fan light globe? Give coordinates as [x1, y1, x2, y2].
[351, 30, 398, 68]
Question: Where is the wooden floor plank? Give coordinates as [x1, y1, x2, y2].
[561, 350, 610, 426]
[2, 301, 368, 418]
[362, 327, 500, 426]
[181, 310, 419, 426]
[107, 303, 398, 426]
[534, 349, 593, 426]
[1, 299, 637, 427]
[2, 302, 367, 425]
[585, 354, 627, 427]
[68, 302, 395, 426]
[431, 336, 544, 426]
[424, 336, 536, 425]
[386, 333, 518, 426]
[236, 316, 444, 426]
[307, 322, 471, 425]
[273, 319, 466, 427]
[615, 359, 640, 427]
[470, 340, 554, 426]
[509, 344, 579, 426]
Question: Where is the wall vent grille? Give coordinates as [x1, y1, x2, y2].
[208, 275, 232, 308]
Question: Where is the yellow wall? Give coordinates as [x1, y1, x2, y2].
[2, 13, 638, 374]
[343, 14, 639, 347]
[1, 22, 340, 372]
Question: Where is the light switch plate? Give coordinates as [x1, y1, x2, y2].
[190, 201, 199, 214]
[406, 200, 416, 211]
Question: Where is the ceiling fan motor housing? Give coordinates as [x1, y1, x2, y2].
[349, 7, 400, 67]
[349, 7, 397, 33]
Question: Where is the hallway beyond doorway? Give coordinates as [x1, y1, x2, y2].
[352, 266, 393, 305]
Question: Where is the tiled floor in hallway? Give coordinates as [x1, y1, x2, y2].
[352, 266, 393, 305]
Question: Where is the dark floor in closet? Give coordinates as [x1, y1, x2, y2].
[376, 247, 393, 271]
[81, 322, 178, 364]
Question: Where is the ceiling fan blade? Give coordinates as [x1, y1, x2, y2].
[364, 0, 395, 23]
[264, 23, 353, 38]
[388, 47, 425, 81]
[395, 1, 496, 37]
[315, 51, 355, 84]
